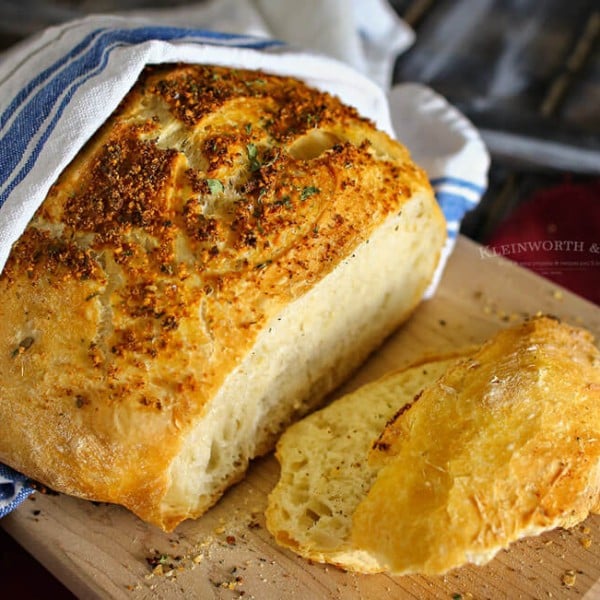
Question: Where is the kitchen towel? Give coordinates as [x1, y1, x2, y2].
[0, 0, 489, 518]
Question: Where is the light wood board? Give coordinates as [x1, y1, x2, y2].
[2, 236, 599, 599]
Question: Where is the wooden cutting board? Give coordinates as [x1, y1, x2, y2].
[2, 236, 599, 599]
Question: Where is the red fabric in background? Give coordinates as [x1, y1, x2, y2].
[487, 179, 600, 305]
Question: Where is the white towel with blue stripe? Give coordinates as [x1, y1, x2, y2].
[0, 1, 489, 519]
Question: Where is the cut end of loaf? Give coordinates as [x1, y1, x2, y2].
[159, 191, 446, 529]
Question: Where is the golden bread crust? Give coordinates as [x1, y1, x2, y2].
[0, 64, 441, 529]
[352, 317, 600, 574]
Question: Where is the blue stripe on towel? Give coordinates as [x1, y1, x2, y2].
[0, 464, 32, 518]
[433, 189, 480, 239]
[0, 27, 108, 131]
[430, 176, 486, 195]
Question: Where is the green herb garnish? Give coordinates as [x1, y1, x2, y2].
[246, 143, 261, 172]
[273, 195, 292, 208]
[206, 179, 224, 194]
[301, 186, 320, 201]
[306, 113, 320, 126]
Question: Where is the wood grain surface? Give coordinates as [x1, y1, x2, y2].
[2, 236, 599, 599]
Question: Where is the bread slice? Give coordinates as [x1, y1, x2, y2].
[0, 64, 445, 530]
[266, 317, 600, 575]
[265, 353, 467, 571]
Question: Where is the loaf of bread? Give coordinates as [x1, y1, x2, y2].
[266, 317, 600, 574]
[0, 64, 446, 530]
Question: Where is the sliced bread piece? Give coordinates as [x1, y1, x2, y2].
[267, 317, 600, 575]
[265, 353, 467, 572]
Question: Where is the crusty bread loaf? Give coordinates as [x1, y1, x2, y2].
[266, 317, 600, 574]
[0, 64, 446, 530]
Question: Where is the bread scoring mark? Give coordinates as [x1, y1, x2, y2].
[145, 64, 368, 141]
[371, 390, 423, 456]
